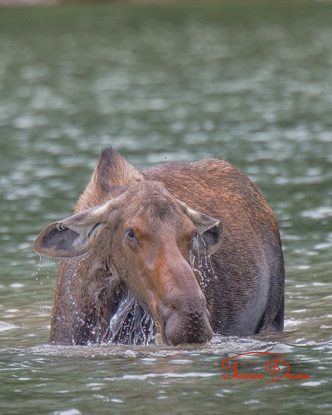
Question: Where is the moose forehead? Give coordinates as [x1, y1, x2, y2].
[122, 182, 191, 231]
[126, 201, 195, 248]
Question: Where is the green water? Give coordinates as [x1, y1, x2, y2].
[0, 2, 331, 414]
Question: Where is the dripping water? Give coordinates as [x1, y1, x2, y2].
[35, 256, 56, 315]
[189, 233, 217, 294]
[107, 292, 156, 345]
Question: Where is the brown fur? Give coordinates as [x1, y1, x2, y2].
[43, 147, 284, 344]
[144, 161, 284, 335]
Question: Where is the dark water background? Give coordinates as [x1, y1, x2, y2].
[0, 2, 331, 414]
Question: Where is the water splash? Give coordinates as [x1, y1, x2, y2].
[107, 292, 156, 345]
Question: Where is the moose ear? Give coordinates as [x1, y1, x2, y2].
[178, 201, 223, 256]
[33, 200, 116, 258]
[76, 146, 143, 211]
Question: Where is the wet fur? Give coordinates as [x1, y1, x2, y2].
[50, 147, 285, 344]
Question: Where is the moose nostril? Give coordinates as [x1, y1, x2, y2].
[158, 301, 174, 321]
[163, 292, 207, 315]
[157, 291, 212, 345]
[163, 309, 213, 346]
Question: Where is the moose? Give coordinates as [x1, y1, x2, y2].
[34, 147, 285, 346]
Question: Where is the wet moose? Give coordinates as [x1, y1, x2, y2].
[34, 147, 285, 345]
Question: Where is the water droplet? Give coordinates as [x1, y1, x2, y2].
[107, 292, 156, 345]
[189, 234, 217, 293]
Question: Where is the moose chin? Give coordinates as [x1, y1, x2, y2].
[34, 147, 285, 346]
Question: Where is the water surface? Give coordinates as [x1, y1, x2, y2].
[0, 3, 331, 414]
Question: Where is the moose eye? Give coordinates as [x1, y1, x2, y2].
[125, 228, 136, 241]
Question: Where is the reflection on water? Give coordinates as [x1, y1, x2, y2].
[0, 2, 332, 414]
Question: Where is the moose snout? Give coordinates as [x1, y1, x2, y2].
[159, 291, 213, 346]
